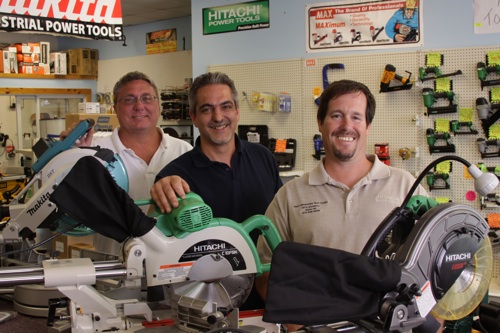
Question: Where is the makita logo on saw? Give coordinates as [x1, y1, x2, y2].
[445, 252, 471, 262]
[0, 0, 122, 25]
[27, 192, 51, 216]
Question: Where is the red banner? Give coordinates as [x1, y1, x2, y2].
[0, 0, 123, 41]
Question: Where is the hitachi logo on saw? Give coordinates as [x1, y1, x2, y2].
[193, 243, 226, 252]
[27, 192, 51, 216]
[445, 252, 471, 262]
[0, 0, 122, 25]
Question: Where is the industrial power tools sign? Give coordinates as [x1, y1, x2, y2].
[307, 0, 423, 53]
[0, 0, 123, 41]
[203, 0, 270, 35]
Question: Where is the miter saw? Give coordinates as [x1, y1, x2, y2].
[0, 122, 283, 333]
[263, 155, 498, 333]
[0, 119, 128, 263]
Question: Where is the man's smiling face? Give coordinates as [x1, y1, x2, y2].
[318, 91, 370, 162]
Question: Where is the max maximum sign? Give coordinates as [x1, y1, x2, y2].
[203, 0, 270, 35]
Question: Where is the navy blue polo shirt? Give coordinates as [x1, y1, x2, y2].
[155, 134, 282, 243]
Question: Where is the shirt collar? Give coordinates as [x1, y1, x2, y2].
[192, 134, 244, 167]
[309, 154, 390, 187]
[111, 127, 167, 152]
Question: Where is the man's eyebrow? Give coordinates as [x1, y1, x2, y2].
[199, 100, 234, 108]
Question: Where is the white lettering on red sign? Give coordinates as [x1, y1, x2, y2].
[0, 0, 122, 25]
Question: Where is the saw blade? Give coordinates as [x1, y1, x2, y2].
[169, 274, 254, 310]
[431, 237, 493, 320]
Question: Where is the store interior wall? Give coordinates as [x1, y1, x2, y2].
[2, 0, 500, 181]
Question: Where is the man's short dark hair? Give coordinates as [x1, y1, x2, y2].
[188, 72, 239, 115]
[113, 71, 159, 104]
[316, 79, 376, 125]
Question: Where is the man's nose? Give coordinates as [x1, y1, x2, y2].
[211, 107, 224, 120]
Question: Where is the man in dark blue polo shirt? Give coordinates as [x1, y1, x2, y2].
[151, 71, 282, 310]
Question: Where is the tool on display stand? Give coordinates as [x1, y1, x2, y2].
[418, 53, 462, 82]
[477, 60, 500, 90]
[477, 137, 500, 158]
[268, 138, 297, 171]
[379, 64, 413, 93]
[426, 172, 450, 191]
[476, 97, 500, 137]
[314, 63, 345, 105]
[312, 134, 324, 160]
[480, 193, 500, 209]
[419, 67, 462, 82]
[374, 143, 390, 165]
[426, 128, 456, 154]
[422, 87, 457, 115]
[398, 147, 415, 160]
[478, 162, 500, 179]
[450, 120, 478, 135]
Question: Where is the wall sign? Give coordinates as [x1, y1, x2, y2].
[306, 0, 423, 53]
[0, 0, 123, 41]
[146, 29, 177, 54]
[203, 0, 270, 35]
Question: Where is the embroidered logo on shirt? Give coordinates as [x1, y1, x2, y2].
[375, 194, 400, 205]
[294, 201, 328, 215]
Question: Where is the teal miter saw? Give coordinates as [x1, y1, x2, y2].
[0, 119, 128, 261]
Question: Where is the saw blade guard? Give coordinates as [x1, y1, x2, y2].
[53, 150, 129, 236]
[396, 202, 492, 321]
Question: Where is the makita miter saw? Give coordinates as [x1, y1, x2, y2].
[0, 120, 282, 333]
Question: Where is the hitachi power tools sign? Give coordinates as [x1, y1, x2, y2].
[203, 0, 270, 35]
[0, 0, 123, 41]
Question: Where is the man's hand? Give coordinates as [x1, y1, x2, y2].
[150, 176, 191, 213]
[60, 122, 94, 146]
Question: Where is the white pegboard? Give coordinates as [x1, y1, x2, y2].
[210, 45, 500, 217]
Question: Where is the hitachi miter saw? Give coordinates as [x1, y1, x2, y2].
[0, 119, 282, 333]
[0, 120, 497, 333]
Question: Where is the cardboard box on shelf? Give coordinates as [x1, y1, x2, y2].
[67, 48, 91, 75]
[52, 234, 94, 259]
[78, 102, 100, 114]
[69, 243, 96, 258]
[66, 113, 119, 132]
[90, 49, 98, 75]
[14, 42, 40, 54]
[39, 41, 50, 74]
[2, 47, 18, 73]
[18, 63, 45, 74]
[50, 52, 67, 74]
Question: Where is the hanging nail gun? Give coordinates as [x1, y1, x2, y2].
[477, 138, 500, 158]
[380, 64, 413, 93]
[426, 128, 456, 154]
[476, 97, 500, 137]
[477, 60, 500, 90]
[422, 88, 457, 115]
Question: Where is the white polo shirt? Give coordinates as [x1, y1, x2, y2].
[94, 127, 192, 205]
